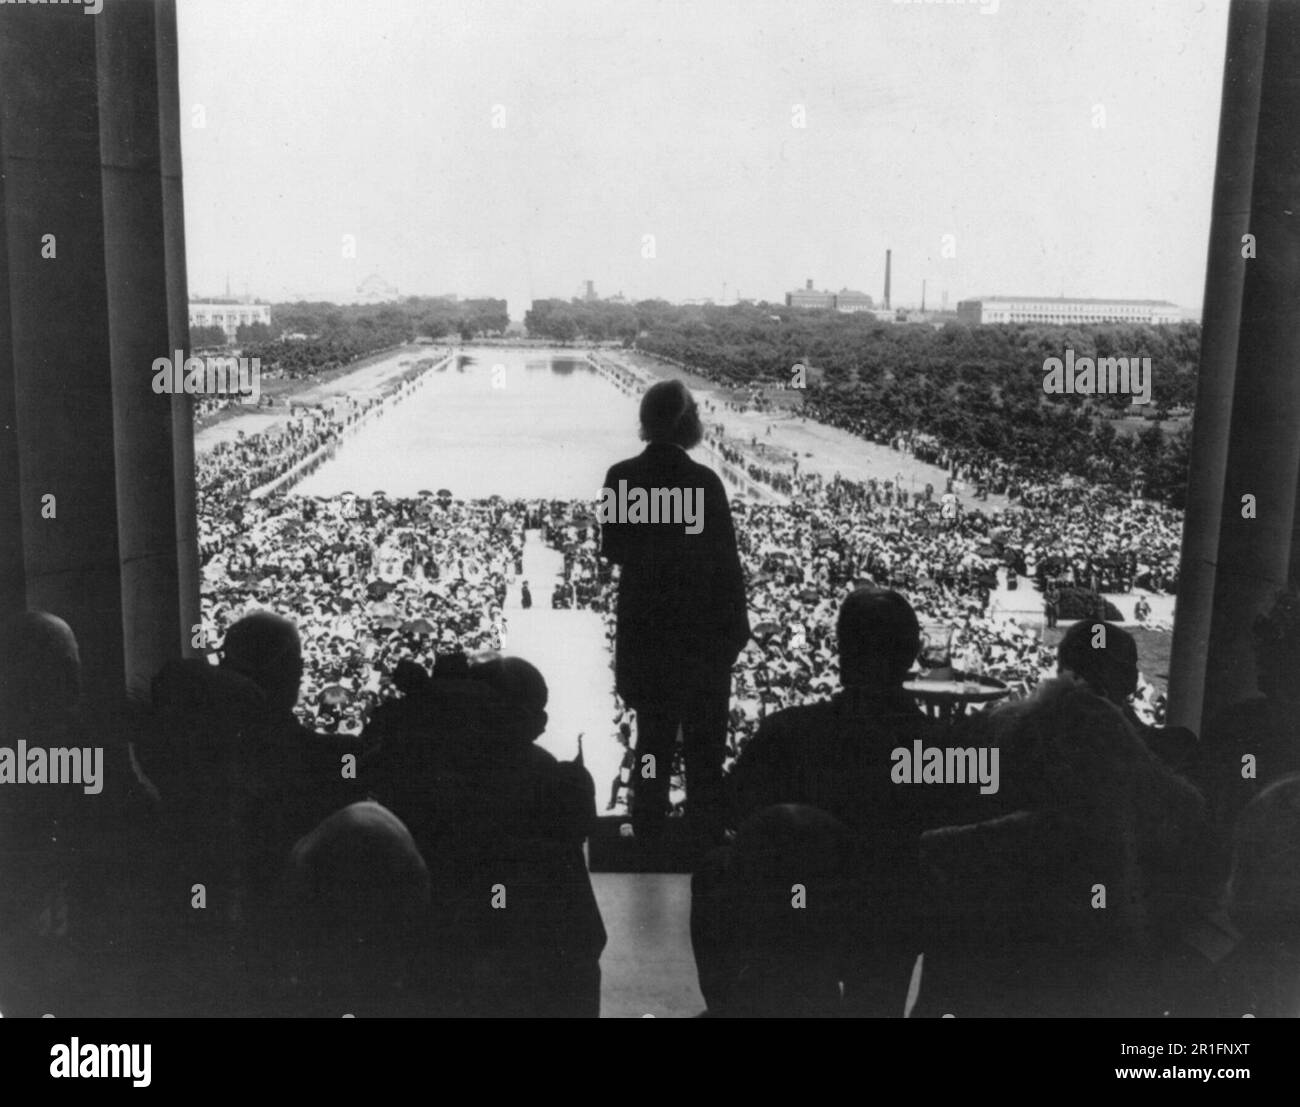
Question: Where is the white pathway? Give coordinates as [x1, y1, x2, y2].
[501, 535, 709, 1017]
[502, 531, 623, 802]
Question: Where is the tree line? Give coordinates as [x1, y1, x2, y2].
[203, 296, 510, 380]
[524, 298, 1200, 506]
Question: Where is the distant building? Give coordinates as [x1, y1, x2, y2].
[786, 281, 877, 312]
[189, 301, 272, 341]
[355, 273, 400, 302]
[956, 296, 1181, 326]
[834, 288, 874, 313]
[786, 279, 837, 310]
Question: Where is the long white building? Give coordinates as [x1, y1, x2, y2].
[189, 301, 272, 341]
[956, 296, 1181, 326]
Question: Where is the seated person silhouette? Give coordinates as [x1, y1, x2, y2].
[139, 655, 283, 1013]
[694, 804, 855, 1018]
[273, 800, 433, 1017]
[0, 612, 92, 1015]
[361, 652, 604, 1017]
[915, 676, 1207, 1018]
[1056, 619, 1197, 777]
[1217, 773, 1300, 1017]
[1196, 586, 1300, 838]
[218, 612, 367, 887]
[0, 611, 162, 1016]
[132, 612, 366, 1013]
[718, 587, 995, 1016]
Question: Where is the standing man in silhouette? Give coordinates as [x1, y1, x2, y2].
[600, 380, 750, 847]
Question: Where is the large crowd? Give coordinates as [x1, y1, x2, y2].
[7, 346, 1300, 1020]
[196, 413, 1182, 751]
[200, 492, 522, 736]
[536, 467, 1179, 782]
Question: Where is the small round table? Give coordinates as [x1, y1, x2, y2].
[903, 672, 1011, 722]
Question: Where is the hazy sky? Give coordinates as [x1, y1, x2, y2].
[177, 0, 1228, 318]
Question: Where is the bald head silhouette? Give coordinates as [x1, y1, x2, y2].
[0, 610, 81, 731]
[835, 587, 920, 691]
[220, 611, 304, 714]
[280, 801, 431, 1012]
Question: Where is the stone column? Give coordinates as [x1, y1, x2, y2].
[0, 123, 26, 618]
[97, 0, 197, 693]
[0, 0, 194, 705]
[1170, 0, 1300, 730]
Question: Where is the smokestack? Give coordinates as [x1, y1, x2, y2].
[884, 250, 892, 310]
[921, 279, 926, 313]
[806, 278, 813, 291]
[585, 280, 595, 300]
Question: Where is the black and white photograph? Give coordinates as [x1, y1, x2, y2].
[0, 0, 1293, 1068]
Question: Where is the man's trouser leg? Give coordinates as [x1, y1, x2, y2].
[681, 682, 730, 843]
[631, 708, 678, 839]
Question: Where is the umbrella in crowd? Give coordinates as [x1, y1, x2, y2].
[401, 618, 436, 635]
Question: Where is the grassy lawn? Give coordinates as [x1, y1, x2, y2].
[1042, 623, 1173, 692]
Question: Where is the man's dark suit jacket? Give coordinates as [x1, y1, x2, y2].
[599, 442, 750, 710]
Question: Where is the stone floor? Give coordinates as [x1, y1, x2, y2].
[591, 872, 704, 1018]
